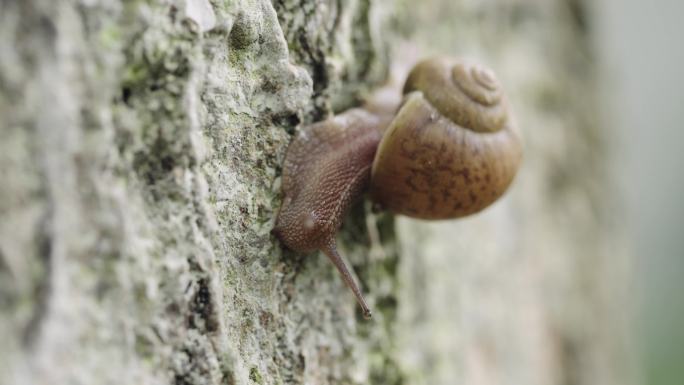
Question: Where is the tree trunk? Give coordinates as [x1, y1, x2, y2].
[0, 0, 631, 384]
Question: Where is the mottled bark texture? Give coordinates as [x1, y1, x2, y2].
[0, 1, 630, 385]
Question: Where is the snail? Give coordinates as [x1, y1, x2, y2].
[272, 57, 522, 319]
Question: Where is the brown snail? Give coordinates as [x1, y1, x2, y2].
[272, 57, 522, 319]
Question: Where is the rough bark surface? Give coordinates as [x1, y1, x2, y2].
[0, 1, 630, 385]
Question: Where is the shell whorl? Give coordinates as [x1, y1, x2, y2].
[403, 58, 508, 133]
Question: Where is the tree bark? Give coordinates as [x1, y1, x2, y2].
[0, 1, 631, 385]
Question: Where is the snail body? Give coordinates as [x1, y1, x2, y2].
[272, 109, 390, 318]
[273, 57, 522, 318]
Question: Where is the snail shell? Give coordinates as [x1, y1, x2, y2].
[370, 57, 522, 219]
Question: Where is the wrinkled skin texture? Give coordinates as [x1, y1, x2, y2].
[273, 109, 388, 253]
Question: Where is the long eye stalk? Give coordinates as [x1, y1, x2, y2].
[321, 240, 372, 319]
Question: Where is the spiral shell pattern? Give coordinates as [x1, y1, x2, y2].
[371, 57, 522, 219]
[403, 58, 508, 133]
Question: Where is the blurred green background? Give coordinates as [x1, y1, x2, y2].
[594, 1, 684, 384]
